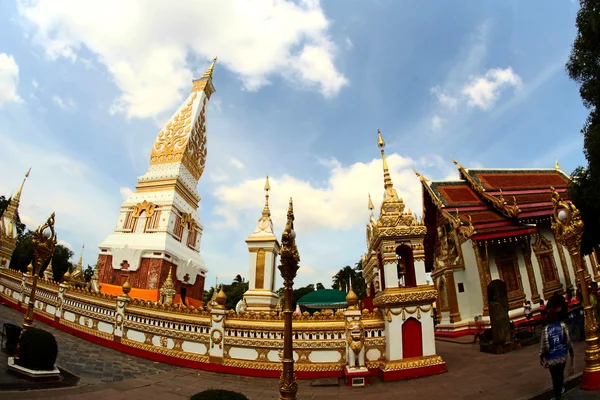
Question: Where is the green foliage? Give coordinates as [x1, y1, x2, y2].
[0, 196, 26, 238]
[222, 278, 249, 310]
[190, 389, 248, 400]
[203, 286, 215, 304]
[18, 328, 58, 371]
[276, 284, 315, 310]
[566, 0, 600, 253]
[316, 282, 325, 290]
[331, 261, 366, 299]
[8, 228, 74, 281]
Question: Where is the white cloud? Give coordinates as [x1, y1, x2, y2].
[229, 158, 245, 170]
[58, 239, 73, 250]
[209, 169, 230, 183]
[0, 53, 23, 107]
[0, 130, 121, 271]
[119, 187, 133, 200]
[212, 153, 439, 235]
[52, 95, 77, 111]
[345, 36, 354, 50]
[18, 0, 348, 119]
[462, 67, 522, 110]
[430, 86, 458, 110]
[431, 115, 443, 131]
[31, 79, 39, 88]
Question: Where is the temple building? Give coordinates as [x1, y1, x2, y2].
[0, 169, 30, 268]
[96, 58, 218, 304]
[243, 175, 281, 312]
[415, 159, 600, 337]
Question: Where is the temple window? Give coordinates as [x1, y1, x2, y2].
[123, 211, 136, 232]
[173, 215, 184, 240]
[187, 228, 197, 249]
[144, 210, 161, 233]
[396, 245, 417, 288]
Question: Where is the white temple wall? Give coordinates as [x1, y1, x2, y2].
[421, 313, 436, 356]
[414, 259, 427, 285]
[455, 241, 484, 321]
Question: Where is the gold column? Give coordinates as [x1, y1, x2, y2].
[521, 240, 541, 303]
[553, 230, 573, 292]
[593, 247, 600, 281]
[278, 199, 300, 400]
[551, 188, 600, 389]
[23, 213, 57, 333]
[433, 277, 443, 324]
[444, 270, 461, 323]
[472, 241, 491, 316]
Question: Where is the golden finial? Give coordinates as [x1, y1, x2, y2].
[13, 167, 31, 202]
[346, 276, 358, 309]
[368, 194, 374, 211]
[377, 129, 394, 191]
[377, 129, 385, 148]
[77, 243, 85, 268]
[122, 277, 131, 296]
[555, 158, 560, 169]
[201, 56, 218, 80]
[263, 174, 271, 216]
[215, 284, 227, 309]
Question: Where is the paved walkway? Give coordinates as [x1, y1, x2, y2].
[1, 304, 596, 399]
[0, 304, 178, 385]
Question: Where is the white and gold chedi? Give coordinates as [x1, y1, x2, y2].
[97, 58, 219, 285]
[243, 175, 281, 312]
[0, 168, 30, 269]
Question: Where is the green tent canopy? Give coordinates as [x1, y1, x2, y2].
[297, 289, 347, 309]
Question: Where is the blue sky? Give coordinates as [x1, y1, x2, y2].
[0, 0, 588, 289]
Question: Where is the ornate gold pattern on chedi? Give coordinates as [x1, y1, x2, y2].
[132, 200, 157, 218]
[149, 92, 208, 181]
[373, 287, 438, 307]
[225, 309, 345, 321]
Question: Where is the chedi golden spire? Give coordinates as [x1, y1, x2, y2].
[377, 129, 400, 201]
[201, 57, 218, 80]
[253, 174, 275, 235]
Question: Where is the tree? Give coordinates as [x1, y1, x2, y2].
[203, 286, 215, 304]
[0, 196, 26, 238]
[566, 0, 600, 254]
[8, 229, 74, 281]
[331, 262, 367, 299]
[276, 284, 315, 310]
[316, 282, 325, 290]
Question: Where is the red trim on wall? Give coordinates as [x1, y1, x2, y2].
[443, 205, 490, 212]
[518, 210, 554, 218]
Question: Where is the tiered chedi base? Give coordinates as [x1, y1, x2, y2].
[97, 254, 205, 302]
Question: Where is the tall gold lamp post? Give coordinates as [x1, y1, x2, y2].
[23, 212, 57, 333]
[278, 198, 300, 400]
[550, 187, 600, 390]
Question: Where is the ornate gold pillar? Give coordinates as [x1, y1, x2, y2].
[553, 230, 573, 292]
[433, 277, 443, 324]
[444, 270, 461, 323]
[521, 241, 541, 303]
[589, 250, 600, 281]
[472, 241, 491, 316]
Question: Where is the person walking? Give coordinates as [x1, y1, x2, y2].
[540, 309, 575, 399]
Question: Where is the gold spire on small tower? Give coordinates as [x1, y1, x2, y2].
[201, 56, 218, 80]
[253, 174, 275, 234]
[13, 167, 31, 204]
[44, 259, 54, 280]
[376, 129, 400, 202]
[555, 158, 560, 170]
[368, 194, 374, 211]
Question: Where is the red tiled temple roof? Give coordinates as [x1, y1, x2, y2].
[418, 165, 572, 243]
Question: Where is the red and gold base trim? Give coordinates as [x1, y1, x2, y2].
[2, 298, 447, 382]
[581, 369, 600, 391]
[380, 355, 447, 381]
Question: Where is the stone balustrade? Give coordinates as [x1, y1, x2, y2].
[0, 268, 387, 378]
